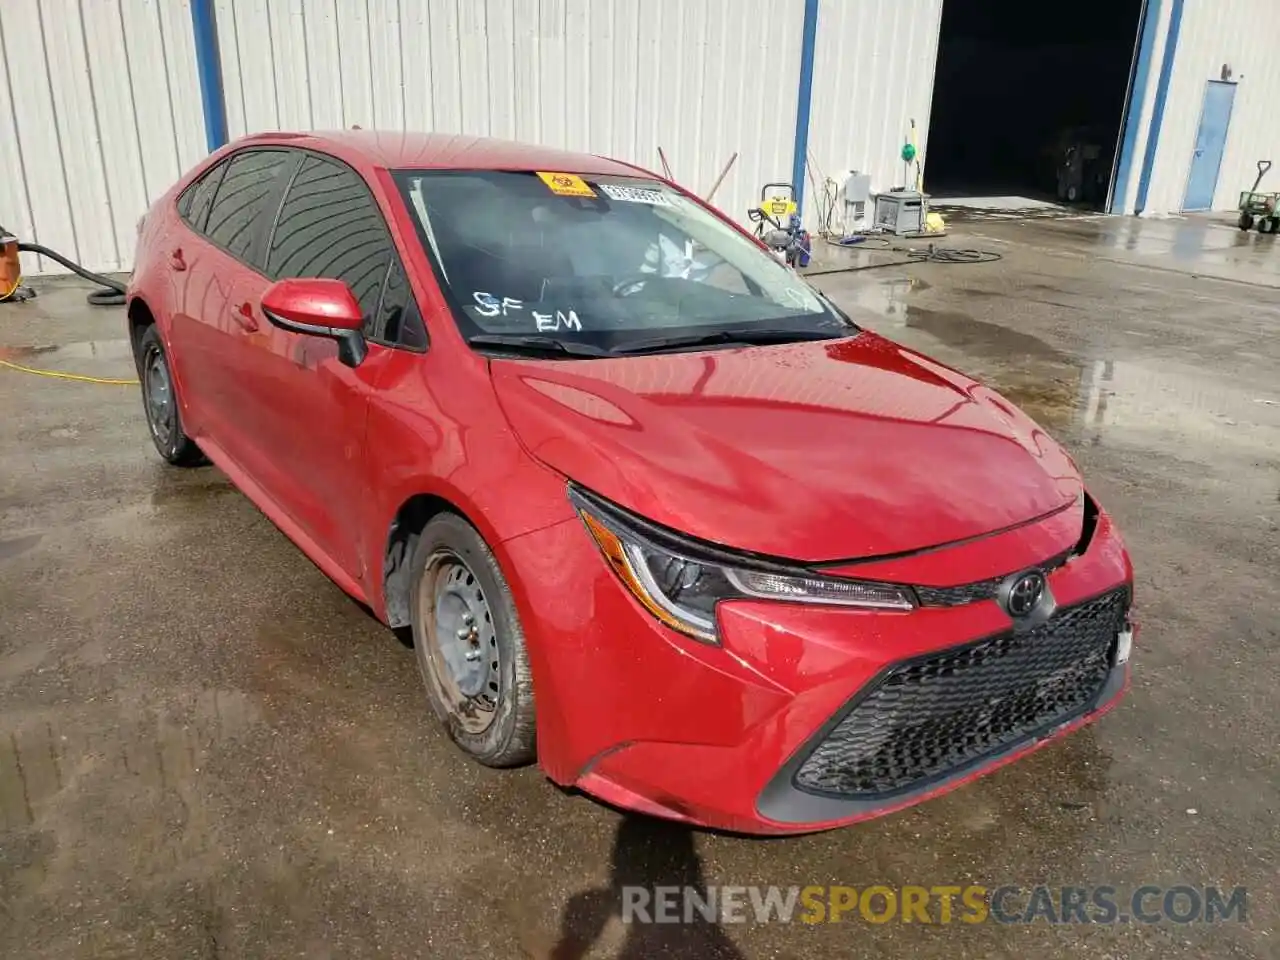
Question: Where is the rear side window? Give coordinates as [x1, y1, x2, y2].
[266, 156, 393, 330]
[177, 162, 228, 233]
[204, 150, 292, 264]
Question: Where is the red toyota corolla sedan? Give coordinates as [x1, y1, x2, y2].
[126, 132, 1135, 834]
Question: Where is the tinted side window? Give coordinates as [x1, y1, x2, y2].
[377, 259, 428, 350]
[267, 156, 392, 328]
[178, 162, 228, 233]
[205, 150, 291, 264]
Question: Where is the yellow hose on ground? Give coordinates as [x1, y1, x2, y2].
[0, 357, 138, 385]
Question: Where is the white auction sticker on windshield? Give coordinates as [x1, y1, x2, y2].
[600, 184, 674, 206]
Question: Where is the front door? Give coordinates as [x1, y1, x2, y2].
[247, 153, 399, 577]
[1183, 81, 1237, 211]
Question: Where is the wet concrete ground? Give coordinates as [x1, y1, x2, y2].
[1, 216, 1277, 958]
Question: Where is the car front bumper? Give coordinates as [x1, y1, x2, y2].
[498, 503, 1134, 835]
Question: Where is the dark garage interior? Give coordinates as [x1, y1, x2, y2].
[924, 0, 1147, 208]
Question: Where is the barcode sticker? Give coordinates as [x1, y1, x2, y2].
[600, 184, 674, 206]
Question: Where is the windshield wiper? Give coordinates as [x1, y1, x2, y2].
[466, 334, 610, 358]
[610, 328, 847, 356]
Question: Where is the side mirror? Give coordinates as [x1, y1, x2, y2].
[260, 278, 367, 368]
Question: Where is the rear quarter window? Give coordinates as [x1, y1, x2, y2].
[177, 162, 228, 233]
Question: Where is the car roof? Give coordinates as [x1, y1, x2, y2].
[233, 130, 653, 178]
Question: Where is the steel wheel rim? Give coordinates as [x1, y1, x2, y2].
[144, 347, 175, 447]
[419, 550, 500, 734]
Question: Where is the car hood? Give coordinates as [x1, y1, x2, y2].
[490, 332, 1082, 562]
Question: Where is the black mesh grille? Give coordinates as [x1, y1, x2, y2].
[914, 551, 1072, 607]
[913, 573, 1006, 607]
[794, 588, 1128, 798]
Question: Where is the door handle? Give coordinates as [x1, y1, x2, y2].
[231, 302, 259, 333]
[168, 249, 187, 271]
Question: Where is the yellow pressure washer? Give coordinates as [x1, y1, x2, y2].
[748, 183, 812, 267]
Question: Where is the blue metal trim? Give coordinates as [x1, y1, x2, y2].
[1135, 0, 1184, 214]
[1109, 0, 1162, 213]
[190, 0, 229, 152]
[791, 0, 820, 217]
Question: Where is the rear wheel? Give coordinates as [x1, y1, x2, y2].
[1238, 212, 1254, 231]
[137, 326, 204, 466]
[409, 513, 536, 767]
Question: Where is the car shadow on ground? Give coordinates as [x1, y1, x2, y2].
[548, 815, 746, 959]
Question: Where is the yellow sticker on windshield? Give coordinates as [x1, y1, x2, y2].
[536, 171, 597, 198]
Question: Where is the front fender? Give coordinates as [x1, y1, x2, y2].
[359, 347, 575, 620]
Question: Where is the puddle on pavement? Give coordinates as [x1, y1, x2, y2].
[899, 305, 1087, 432]
[931, 205, 1097, 224]
[1073, 356, 1280, 452]
[0, 339, 133, 363]
[0, 533, 41, 561]
[1049, 217, 1280, 278]
[69, 475, 241, 542]
[865, 301, 1280, 473]
[830, 275, 931, 321]
[0, 691, 262, 832]
[902, 306, 1071, 362]
[816, 274, 1280, 463]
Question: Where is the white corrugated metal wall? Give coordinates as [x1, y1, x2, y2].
[4, 0, 936, 276]
[213, 0, 805, 233]
[1136, 0, 1280, 215]
[0, 0, 207, 277]
[807, 0, 943, 218]
[9, 0, 1280, 279]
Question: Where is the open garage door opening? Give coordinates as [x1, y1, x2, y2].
[924, 0, 1147, 212]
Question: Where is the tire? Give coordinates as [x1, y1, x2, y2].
[136, 325, 205, 466]
[409, 513, 536, 767]
[1262, 217, 1279, 235]
[1238, 212, 1254, 231]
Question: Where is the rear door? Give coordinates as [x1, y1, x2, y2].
[252, 154, 428, 575]
[167, 159, 229, 434]
[188, 149, 296, 475]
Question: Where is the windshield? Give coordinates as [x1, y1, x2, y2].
[392, 170, 854, 354]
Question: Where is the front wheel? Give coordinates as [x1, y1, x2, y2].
[409, 514, 536, 767]
[136, 325, 204, 466]
[1239, 212, 1255, 231]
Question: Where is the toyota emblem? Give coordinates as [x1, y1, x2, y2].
[1006, 572, 1046, 618]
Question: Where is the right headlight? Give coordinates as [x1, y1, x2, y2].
[570, 487, 916, 644]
